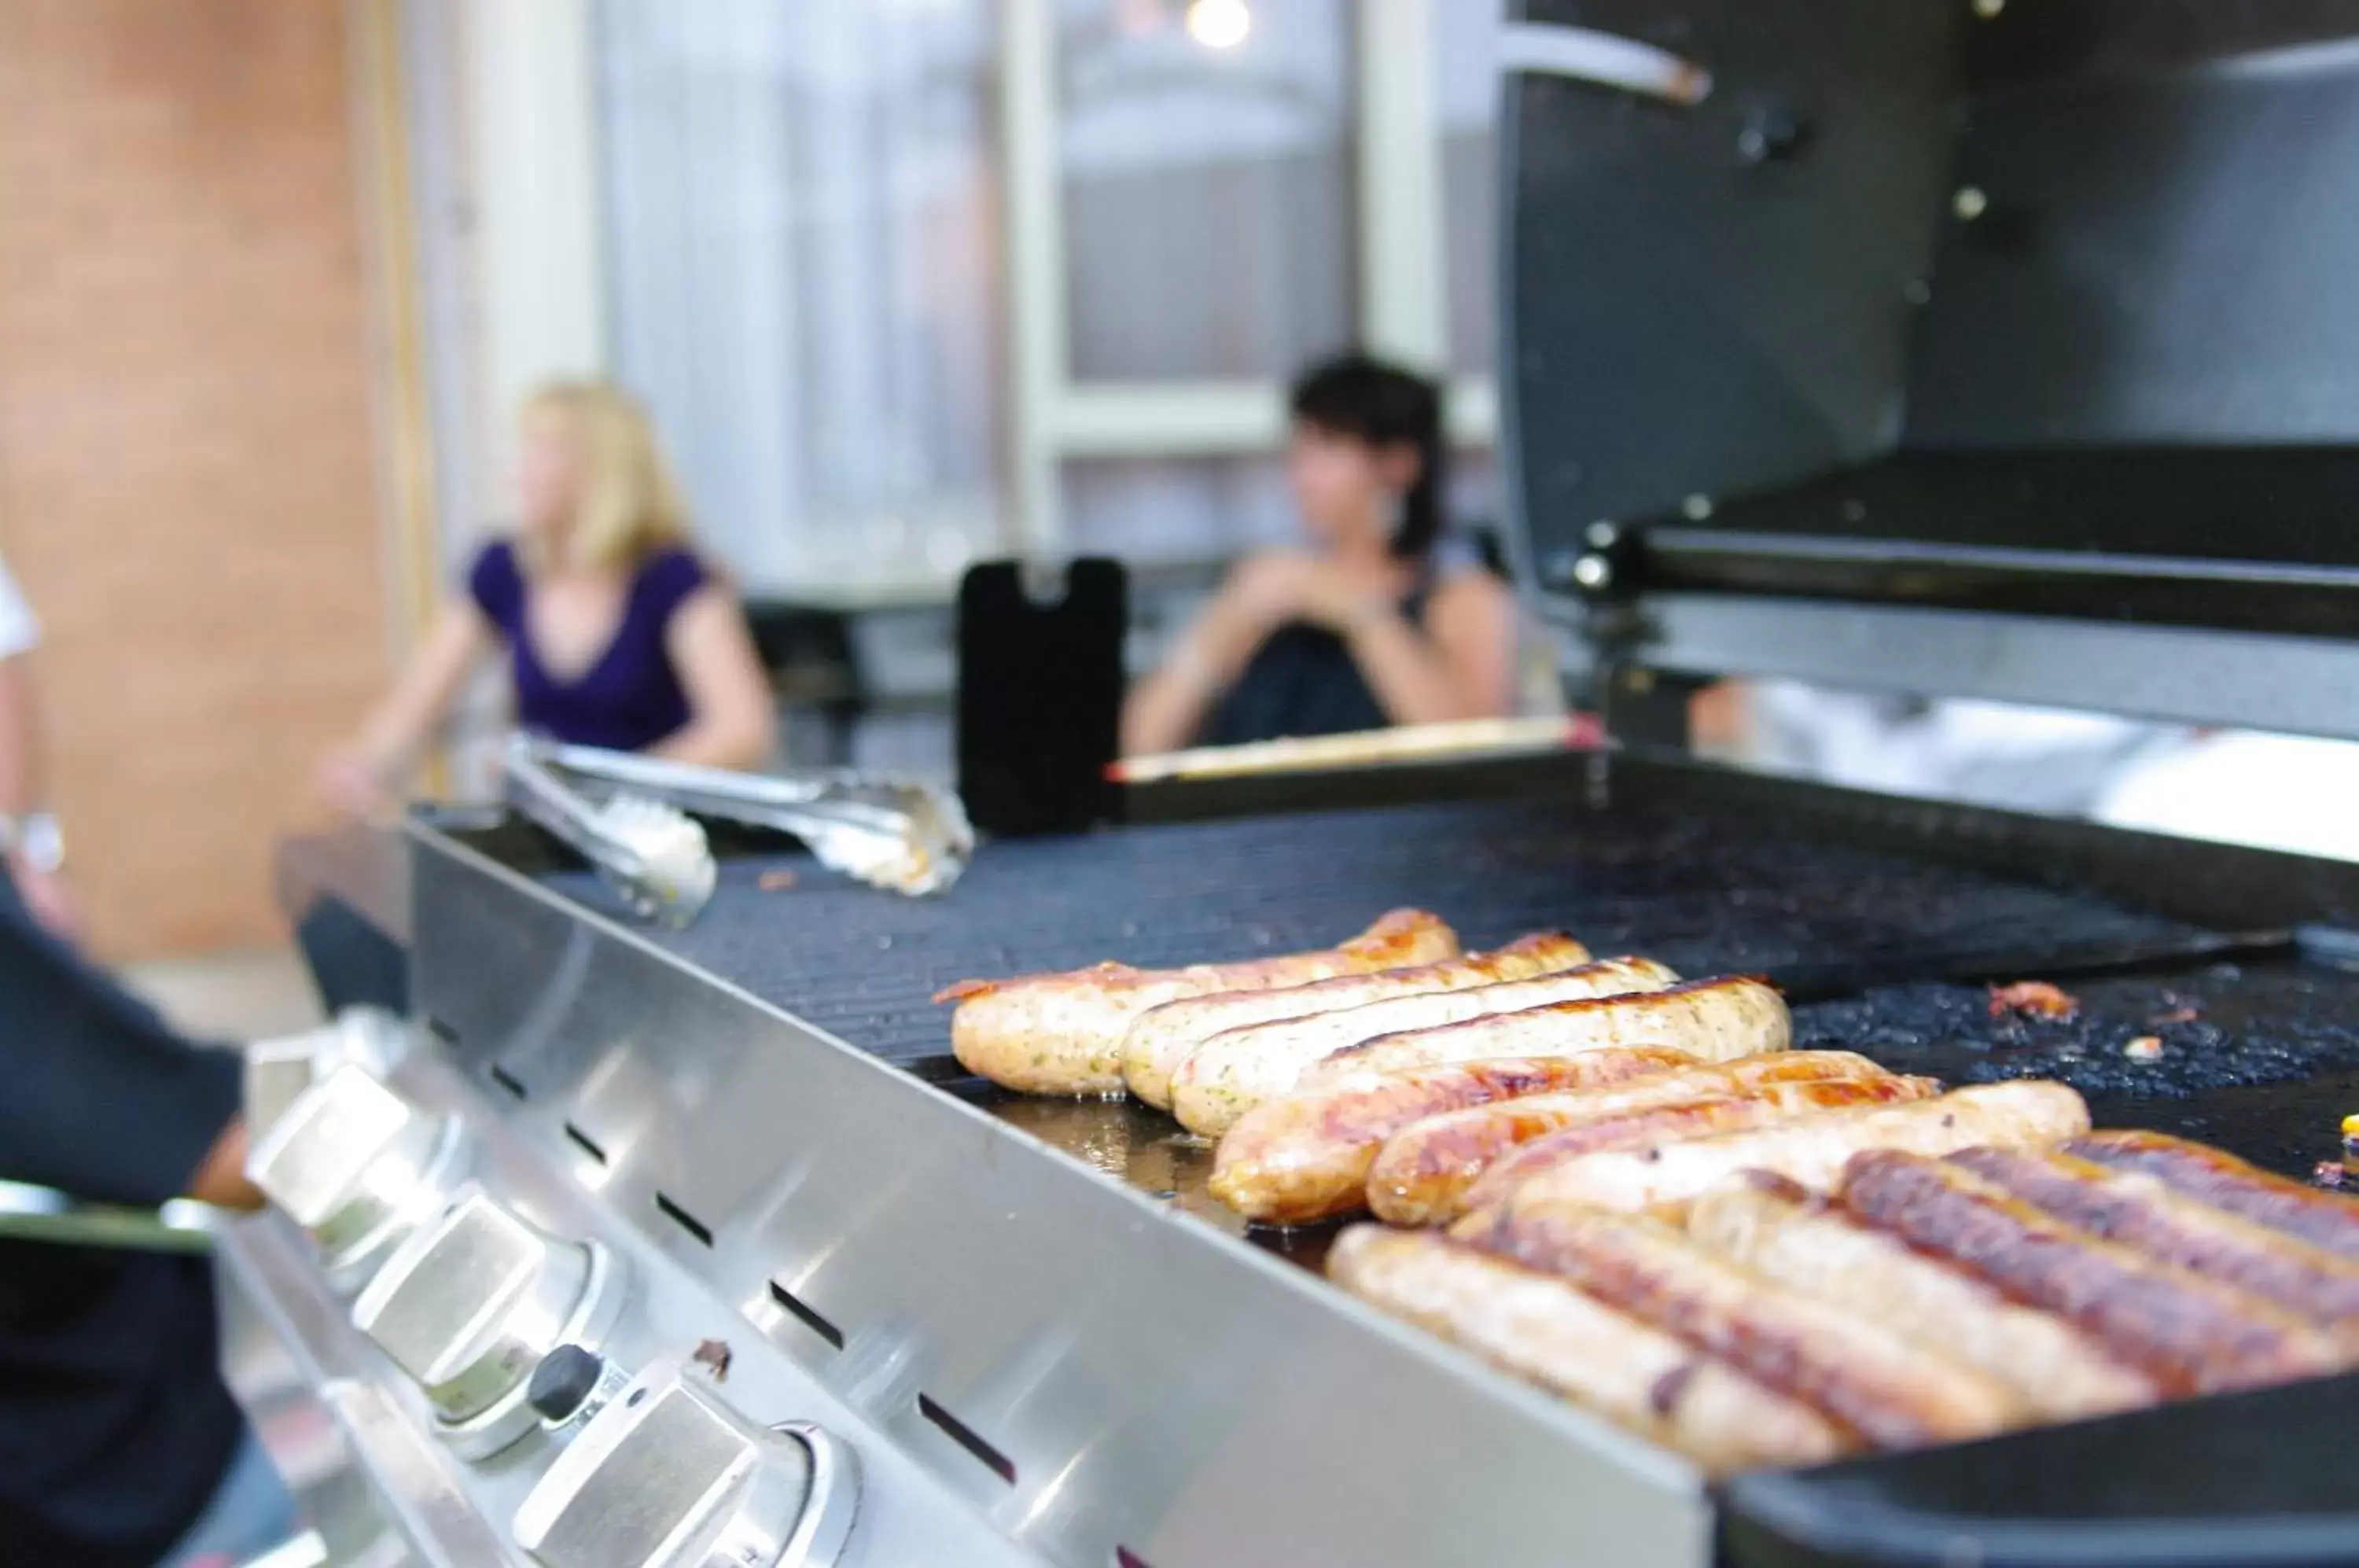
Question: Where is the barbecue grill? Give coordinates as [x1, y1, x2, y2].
[223, 3, 2359, 1566]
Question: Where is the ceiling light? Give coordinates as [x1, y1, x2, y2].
[1184, 0, 1252, 50]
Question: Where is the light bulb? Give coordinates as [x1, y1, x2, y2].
[1185, 0, 1251, 50]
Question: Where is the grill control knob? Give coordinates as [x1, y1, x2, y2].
[242, 1037, 324, 1144]
[513, 1360, 860, 1568]
[351, 1184, 623, 1458]
[530, 1343, 629, 1432]
[245, 1061, 464, 1288]
[242, 1007, 407, 1139]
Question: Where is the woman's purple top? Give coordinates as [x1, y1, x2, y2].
[467, 539, 708, 753]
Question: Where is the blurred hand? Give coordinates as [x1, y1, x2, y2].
[9, 856, 79, 942]
[313, 749, 395, 821]
[1291, 554, 1404, 635]
[1222, 550, 1319, 631]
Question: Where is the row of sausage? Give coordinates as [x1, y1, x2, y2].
[939, 912, 2359, 1470]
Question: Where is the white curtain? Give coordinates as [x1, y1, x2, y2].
[595, 0, 1002, 592]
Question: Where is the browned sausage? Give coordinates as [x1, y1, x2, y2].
[1452, 1075, 1944, 1222]
[1168, 957, 1687, 1136]
[1121, 931, 1592, 1110]
[1838, 1150, 2345, 1397]
[940, 909, 1457, 1095]
[1686, 1175, 2159, 1421]
[1367, 1051, 1898, 1228]
[1952, 1147, 2359, 1346]
[1327, 1225, 1850, 1474]
[1491, 1081, 2091, 1216]
[2066, 1130, 2359, 1264]
[1454, 1199, 2026, 1448]
[1300, 975, 1790, 1087]
[1206, 1046, 1702, 1224]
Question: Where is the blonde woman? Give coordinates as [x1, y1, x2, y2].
[317, 381, 775, 815]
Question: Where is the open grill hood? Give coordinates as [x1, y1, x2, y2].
[1500, 0, 2359, 736]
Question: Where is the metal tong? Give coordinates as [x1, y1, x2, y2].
[502, 737, 718, 926]
[526, 739, 974, 897]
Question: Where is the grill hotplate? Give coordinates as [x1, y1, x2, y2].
[551, 797, 2244, 1059]
[539, 795, 2359, 1259]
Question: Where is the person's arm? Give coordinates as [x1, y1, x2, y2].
[1332, 571, 1520, 727]
[316, 593, 492, 815]
[0, 909, 253, 1210]
[187, 1117, 263, 1211]
[0, 650, 75, 937]
[0, 648, 42, 819]
[1688, 679, 1754, 757]
[1120, 557, 1301, 756]
[650, 583, 778, 770]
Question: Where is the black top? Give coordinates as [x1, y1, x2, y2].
[1202, 543, 1478, 747]
[1201, 621, 1392, 746]
[0, 896, 246, 1567]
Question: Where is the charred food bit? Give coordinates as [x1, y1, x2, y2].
[1989, 981, 2079, 1021]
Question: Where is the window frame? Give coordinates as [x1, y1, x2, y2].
[995, 0, 1496, 558]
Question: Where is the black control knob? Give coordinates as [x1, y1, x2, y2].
[1738, 105, 1810, 164]
[528, 1344, 606, 1425]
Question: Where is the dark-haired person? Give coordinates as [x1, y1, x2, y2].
[1121, 355, 1518, 755]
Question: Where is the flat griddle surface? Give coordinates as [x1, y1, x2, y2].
[547, 796, 2236, 1062]
[539, 796, 2359, 1246]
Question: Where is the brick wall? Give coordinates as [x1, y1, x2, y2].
[0, 0, 392, 959]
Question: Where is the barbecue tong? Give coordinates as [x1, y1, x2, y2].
[502, 736, 719, 927]
[521, 738, 974, 899]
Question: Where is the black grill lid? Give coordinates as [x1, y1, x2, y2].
[1502, 0, 2359, 660]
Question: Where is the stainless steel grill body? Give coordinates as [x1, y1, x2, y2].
[220, 775, 2359, 1567]
[216, 1011, 1040, 1568]
[396, 818, 1711, 1567]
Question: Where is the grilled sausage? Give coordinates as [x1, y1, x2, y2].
[1838, 1151, 2344, 1397]
[1454, 1199, 2026, 1448]
[1489, 1081, 2091, 1216]
[1433, 1073, 1938, 1227]
[1121, 931, 1592, 1111]
[1951, 1147, 2359, 1345]
[2065, 1131, 2359, 1264]
[1207, 1047, 1702, 1224]
[1687, 1174, 2158, 1421]
[939, 909, 1457, 1096]
[1367, 1051, 1897, 1228]
[1165, 956, 1683, 1135]
[1327, 1225, 1849, 1474]
[1293, 974, 1789, 1094]
[1180, 952, 1680, 1099]
[1177, 974, 1786, 1139]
